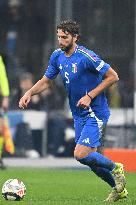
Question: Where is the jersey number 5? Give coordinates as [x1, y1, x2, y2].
[65, 72, 70, 84]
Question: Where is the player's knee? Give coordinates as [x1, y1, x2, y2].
[74, 149, 88, 161]
[74, 149, 87, 160]
[74, 146, 97, 160]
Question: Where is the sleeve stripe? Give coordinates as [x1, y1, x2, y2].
[96, 60, 105, 71]
[78, 49, 97, 62]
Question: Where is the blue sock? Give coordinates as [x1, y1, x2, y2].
[77, 152, 115, 171]
[91, 166, 116, 187]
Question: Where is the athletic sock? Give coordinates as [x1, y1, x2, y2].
[77, 152, 115, 171]
[91, 166, 116, 187]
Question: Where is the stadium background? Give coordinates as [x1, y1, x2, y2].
[0, 0, 136, 171]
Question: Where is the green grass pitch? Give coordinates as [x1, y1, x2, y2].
[0, 168, 136, 205]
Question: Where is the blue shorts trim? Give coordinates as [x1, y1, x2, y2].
[74, 116, 105, 148]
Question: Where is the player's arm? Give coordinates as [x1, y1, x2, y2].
[19, 76, 51, 109]
[88, 67, 119, 99]
[19, 50, 60, 109]
[77, 67, 119, 108]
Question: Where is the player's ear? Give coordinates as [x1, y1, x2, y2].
[74, 34, 79, 42]
[75, 34, 80, 42]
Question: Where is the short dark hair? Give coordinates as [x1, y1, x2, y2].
[57, 20, 80, 40]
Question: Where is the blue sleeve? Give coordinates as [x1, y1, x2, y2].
[86, 51, 110, 76]
[44, 51, 60, 79]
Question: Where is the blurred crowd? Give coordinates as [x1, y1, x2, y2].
[0, 0, 52, 81]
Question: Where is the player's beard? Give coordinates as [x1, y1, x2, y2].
[60, 42, 73, 53]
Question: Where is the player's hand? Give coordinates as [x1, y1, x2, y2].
[76, 94, 92, 109]
[2, 97, 9, 112]
[19, 91, 32, 109]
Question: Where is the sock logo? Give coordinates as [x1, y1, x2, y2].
[82, 138, 90, 144]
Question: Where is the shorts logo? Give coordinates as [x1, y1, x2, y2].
[82, 138, 90, 144]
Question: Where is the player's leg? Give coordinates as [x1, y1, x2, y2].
[91, 166, 116, 187]
[74, 117, 126, 193]
[74, 144, 127, 198]
[74, 144, 116, 175]
[74, 116, 116, 171]
[91, 165, 128, 201]
[92, 134, 116, 187]
[74, 118, 116, 187]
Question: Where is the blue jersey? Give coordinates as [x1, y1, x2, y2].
[45, 45, 110, 122]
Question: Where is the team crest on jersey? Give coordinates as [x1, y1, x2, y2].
[72, 63, 77, 73]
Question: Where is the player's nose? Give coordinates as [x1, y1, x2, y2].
[59, 39, 63, 45]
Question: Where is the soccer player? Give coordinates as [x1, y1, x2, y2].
[19, 20, 128, 202]
[0, 55, 10, 169]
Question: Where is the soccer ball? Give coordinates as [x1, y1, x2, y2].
[2, 179, 26, 201]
